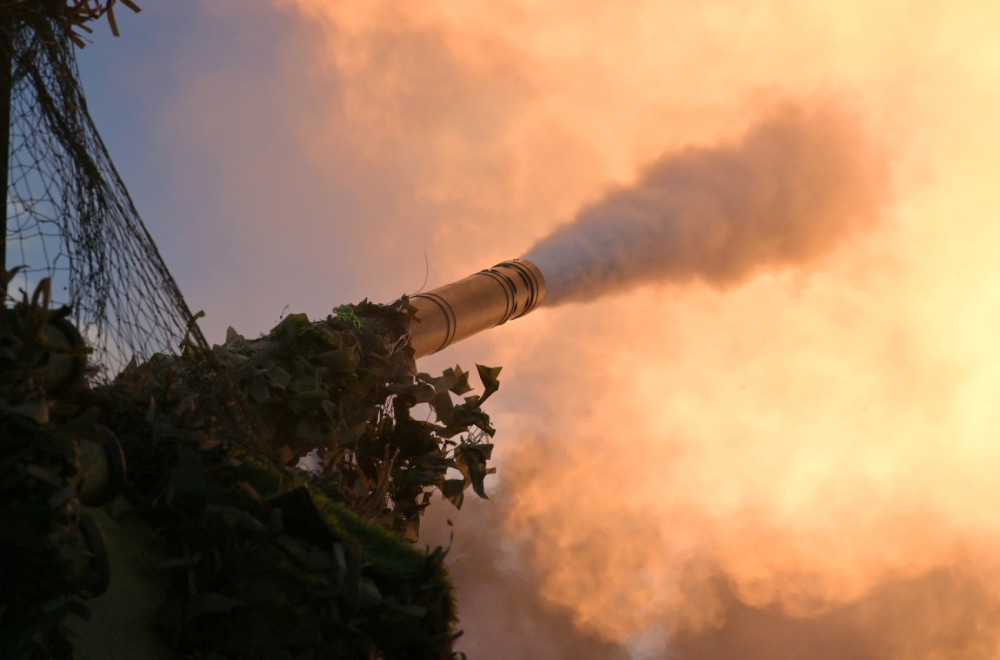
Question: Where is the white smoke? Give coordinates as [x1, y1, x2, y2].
[526, 103, 888, 304]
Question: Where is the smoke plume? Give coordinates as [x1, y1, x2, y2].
[526, 104, 887, 304]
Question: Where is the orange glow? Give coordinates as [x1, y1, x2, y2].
[269, 0, 1000, 655]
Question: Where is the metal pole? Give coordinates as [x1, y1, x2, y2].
[0, 15, 11, 293]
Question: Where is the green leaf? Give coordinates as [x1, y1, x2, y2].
[402, 518, 420, 543]
[441, 478, 466, 509]
[476, 364, 502, 396]
[448, 365, 472, 395]
[187, 593, 244, 616]
[314, 350, 354, 375]
[268, 366, 292, 388]
[357, 576, 384, 611]
[321, 399, 339, 419]
[249, 374, 269, 403]
[431, 390, 454, 422]
[275, 535, 335, 571]
[334, 423, 367, 447]
[295, 418, 325, 445]
[455, 444, 494, 499]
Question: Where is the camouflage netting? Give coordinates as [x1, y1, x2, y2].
[1, 1, 206, 380]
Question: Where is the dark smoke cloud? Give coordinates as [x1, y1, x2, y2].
[526, 104, 888, 304]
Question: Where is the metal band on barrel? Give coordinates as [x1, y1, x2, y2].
[478, 267, 518, 326]
[406, 258, 546, 358]
[502, 260, 543, 317]
[410, 291, 457, 354]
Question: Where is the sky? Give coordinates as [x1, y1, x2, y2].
[75, 1, 1000, 658]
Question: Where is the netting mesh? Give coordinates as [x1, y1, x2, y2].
[2, 10, 206, 379]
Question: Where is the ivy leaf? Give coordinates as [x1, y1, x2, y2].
[476, 364, 502, 398]
[447, 366, 472, 395]
[268, 366, 292, 388]
[314, 350, 354, 375]
[402, 518, 421, 543]
[333, 423, 367, 447]
[431, 390, 454, 422]
[295, 418, 324, 445]
[357, 577, 384, 611]
[441, 478, 466, 509]
[454, 444, 494, 500]
[249, 375, 269, 403]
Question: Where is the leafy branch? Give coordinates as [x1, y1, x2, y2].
[3, 1, 142, 46]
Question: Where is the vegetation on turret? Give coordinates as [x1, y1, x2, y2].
[1, 277, 502, 659]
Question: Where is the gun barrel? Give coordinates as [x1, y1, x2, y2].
[408, 259, 545, 358]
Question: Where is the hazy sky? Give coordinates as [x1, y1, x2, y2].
[77, 2, 1000, 658]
